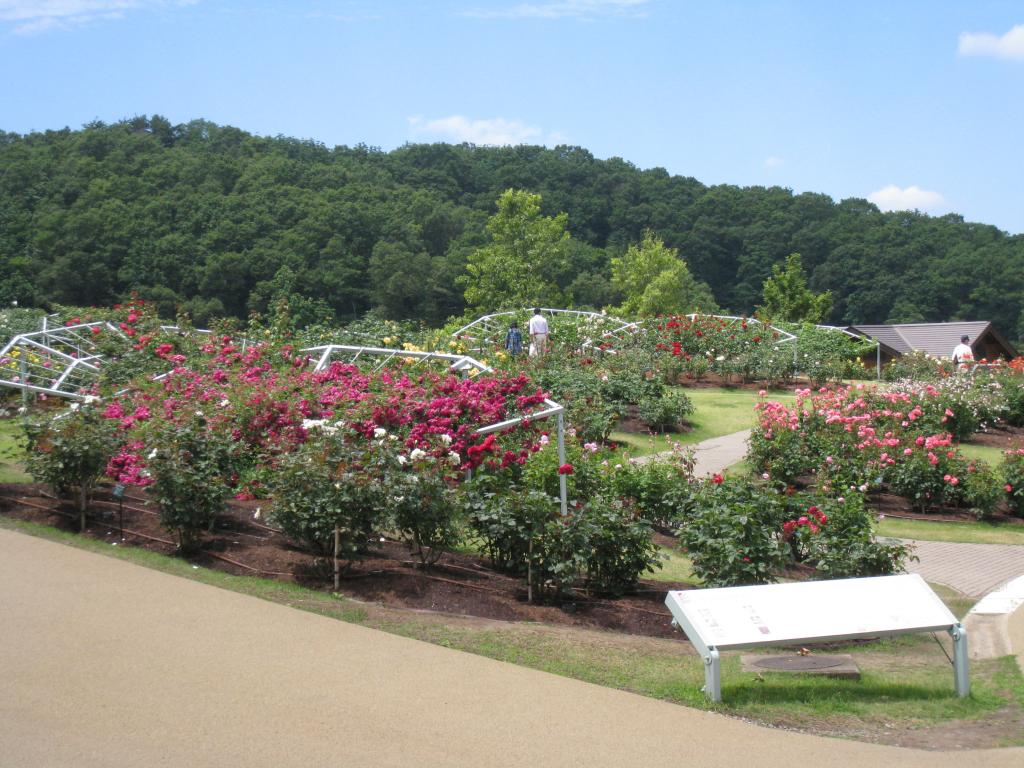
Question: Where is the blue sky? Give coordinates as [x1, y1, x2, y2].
[2, 0, 1022, 233]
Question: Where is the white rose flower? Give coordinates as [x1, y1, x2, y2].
[373, 427, 387, 439]
[410, 448, 427, 461]
[440, 433, 452, 445]
[448, 451, 461, 465]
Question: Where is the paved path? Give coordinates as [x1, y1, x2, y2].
[902, 539, 1024, 598]
[636, 428, 750, 476]
[3, 527, 1024, 767]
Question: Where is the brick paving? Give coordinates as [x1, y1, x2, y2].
[901, 539, 1024, 598]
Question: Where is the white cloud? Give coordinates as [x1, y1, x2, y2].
[463, 0, 648, 21]
[0, 1, 197, 35]
[408, 115, 556, 146]
[958, 24, 1024, 60]
[764, 156, 784, 169]
[868, 184, 949, 213]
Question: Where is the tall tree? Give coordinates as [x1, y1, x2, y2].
[460, 189, 569, 310]
[757, 253, 833, 323]
[610, 231, 717, 317]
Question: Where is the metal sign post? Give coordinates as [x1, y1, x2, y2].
[111, 483, 126, 540]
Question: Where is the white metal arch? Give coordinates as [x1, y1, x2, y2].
[451, 308, 640, 354]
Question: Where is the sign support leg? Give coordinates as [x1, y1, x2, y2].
[703, 648, 721, 703]
[950, 623, 970, 697]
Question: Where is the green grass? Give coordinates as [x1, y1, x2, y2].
[611, 386, 795, 457]
[645, 547, 697, 584]
[0, 417, 30, 483]
[4, 512, 1023, 745]
[959, 443, 1009, 467]
[875, 516, 1024, 546]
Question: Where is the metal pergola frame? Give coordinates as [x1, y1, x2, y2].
[451, 308, 640, 354]
[0, 321, 127, 402]
[814, 324, 883, 380]
[303, 344, 570, 515]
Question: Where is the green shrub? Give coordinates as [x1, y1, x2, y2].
[147, 416, 233, 552]
[680, 480, 912, 586]
[996, 371, 1024, 426]
[464, 479, 555, 572]
[608, 454, 695, 526]
[883, 351, 948, 382]
[271, 428, 392, 562]
[884, 438, 969, 512]
[803, 497, 912, 578]
[637, 389, 694, 432]
[678, 479, 788, 587]
[961, 461, 1002, 519]
[1003, 449, 1024, 517]
[389, 454, 463, 568]
[571, 496, 661, 595]
[24, 403, 119, 531]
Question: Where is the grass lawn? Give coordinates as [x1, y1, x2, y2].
[645, 547, 697, 584]
[0, 417, 30, 483]
[959, 443, 1009, 467]
[611, 387, 796, 457]
[4, 513, 1022, 746]
[875, 516, 1024, 546]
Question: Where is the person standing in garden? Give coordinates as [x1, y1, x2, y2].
[952, 335, 974, 371]
[504, 321, 523, 355]
[528, 308, 549, 356]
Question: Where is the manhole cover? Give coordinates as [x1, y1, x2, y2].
[752, 655, 846, 671]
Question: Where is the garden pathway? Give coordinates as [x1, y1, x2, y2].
[901, 539, 1024, 599]
[636, 428, 751, 476]
[3, 526, 1024, 768]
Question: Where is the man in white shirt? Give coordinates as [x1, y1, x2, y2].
[528, 308, 549, 356]
[952, 335, 974, 370]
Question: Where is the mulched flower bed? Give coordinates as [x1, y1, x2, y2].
[0, 482, 691, 641]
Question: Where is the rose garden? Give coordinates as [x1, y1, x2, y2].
[2, 300, 1024, 746]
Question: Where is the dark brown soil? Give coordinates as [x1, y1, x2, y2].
[964, 423, 1024, 451]
[0, 483, 690, 641]
[869, 491, 1024, 526]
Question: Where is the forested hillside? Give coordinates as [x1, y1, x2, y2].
[1, 115, 1021, 337]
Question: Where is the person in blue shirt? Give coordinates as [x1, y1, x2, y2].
[504, 321, 523, 355]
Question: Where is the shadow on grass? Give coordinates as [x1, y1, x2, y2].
[723, 676, 957, 707]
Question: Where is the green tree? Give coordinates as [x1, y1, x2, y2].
[610, 231, 717, 317]
[757, 253, 833, 323]
[460, 189, 569, 310]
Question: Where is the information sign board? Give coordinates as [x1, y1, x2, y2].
[665, 574, 968, 702]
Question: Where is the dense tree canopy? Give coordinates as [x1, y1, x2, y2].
[461, 189, 570, 310]
[1, 116, 1022, 338]
[757, 253, 833, 324]
[611, 231, 717, 317]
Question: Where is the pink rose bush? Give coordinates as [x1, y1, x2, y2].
[748, 384, 1003, 515]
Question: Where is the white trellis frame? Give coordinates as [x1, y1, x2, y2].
[451, 308, 640, 354]
[680, 314, 799, 370]
[302, 344, 570, 515]
[813, 324, 883, 380]
[0, 321, 128, 402]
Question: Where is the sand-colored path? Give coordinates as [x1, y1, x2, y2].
[3, 529, 1023, 767]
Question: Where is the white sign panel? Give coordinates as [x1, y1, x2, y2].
[665, 574, 956, 651]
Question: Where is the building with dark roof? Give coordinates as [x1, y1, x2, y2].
[847, 321, 1018, 365]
